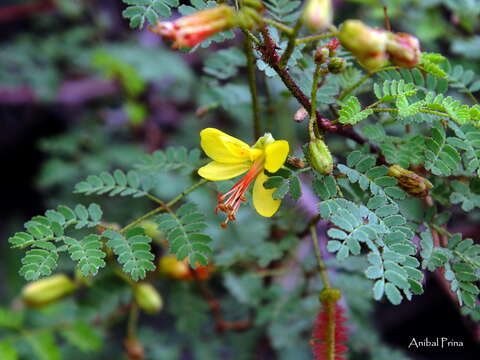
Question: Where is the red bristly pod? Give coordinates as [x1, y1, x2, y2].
[310, 288, 348, 360]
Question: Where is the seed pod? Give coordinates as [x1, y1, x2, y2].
[338, 20, 389, 70]
[303, 0, 333, 32]
[388, 165, 433, 198]
[386, 33, 421, 68]
[308, 139, 333, 174]
[133, 283, 163, 314]
[22, 274, 77, 308]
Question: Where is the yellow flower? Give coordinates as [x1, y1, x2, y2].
[198, 128, 289, 226]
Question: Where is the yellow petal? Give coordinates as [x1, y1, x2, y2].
[200, 128, 252, 163]
[198, 161, 250, 181]
[252, 172, 281, 217]
[264, 140, 289, 173]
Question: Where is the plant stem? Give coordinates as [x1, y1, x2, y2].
[244, 35, 262, 139]
[127, 302, 139, 339]
[309, 63, 323, 140]
[262, 17, 293, 35]
[295, 32, 335, 45]
[338, 66, 399, 101]
[279, 14, 304, 68]
[310, 224, 330, 289]
[120, 179, 208, 234]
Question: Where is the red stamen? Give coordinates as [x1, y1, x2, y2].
[215, 160, 263, 227]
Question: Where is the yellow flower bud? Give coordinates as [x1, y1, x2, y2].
[388, 165, 433, 198]
[338, 20, 389, 70]
[22, 274, 77, 308]
[158, 255, 191, 280]
[140, 220, 161, 240]
[303, 0, 333, 32]
[308, 139, 333, 174]
[319, 287, 342, 302]
[133, 283, 163, 314]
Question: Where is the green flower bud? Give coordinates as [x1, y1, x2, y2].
[315, 47, 330, 64]
[133, 283, 163, 314]
[22, 274, 77, 308]
[328, 57, 347, 74]
[308, 139, 333, 174]
[386, 33, 421, 68]
[338, 20, 389, 70]
[388, 165, 433, 198]
[303, 0, 333, 32]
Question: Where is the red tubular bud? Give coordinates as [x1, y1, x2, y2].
[149, 5, 235, 49]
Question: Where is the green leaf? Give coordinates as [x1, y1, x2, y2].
[60, 321, 103, 352]
[155, 202, 212, 267]
[104, 229, 155, 281]
[384, 283, 402, 305]
[121, 0, 180, 28]
[338, 96, 373, 125]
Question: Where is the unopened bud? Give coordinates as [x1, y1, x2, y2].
[328, 57, 347, 73]
[140, 220, 161, 240]
[133, 283, 163, 314]
[149, 5, 235, 49]
[315, 47, 330, 64]
[338, 20, 389, 70]
[303, 0, 333, 32]
[158, 255, 190, 280]
[294, 107, 309, 122]
[388, 165, 433, 198]
[319, 288, 342, 302]
[386, 33, 421, 68]
[22, 274, 77, 308]
[308, 139, 333, 174]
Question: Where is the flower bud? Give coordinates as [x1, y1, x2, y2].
[338, 20, 389, 70]
[328, 57, 347, 74]
[294, 107, 308, 122]
[133, 283, 163, 314]
[139, 220, 161, 240]
[158, 255, 190, 280]
[149, 5, 236, 49]
[386, 33, 421, 68]
[22, 274, 77, 308]
[314, 47, 330, 64]
[303, 0, 333, 32]
[308, 139, 333, 174]
[388, 165, 433, 198]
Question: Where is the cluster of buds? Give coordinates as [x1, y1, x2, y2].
[308, 138, 334, 174]
[314, 39, 346, 74]
[303, 0, 333, 32]
[338, 20, 421, 70]
[133, 283, 163, 314]
[311, 288, 348, 360]
[158, 255, 214, 281]
[387, 165, 433, 198]
[21, 274, 78, 308]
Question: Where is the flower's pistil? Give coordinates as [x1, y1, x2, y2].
[215, 159, 264, 228]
